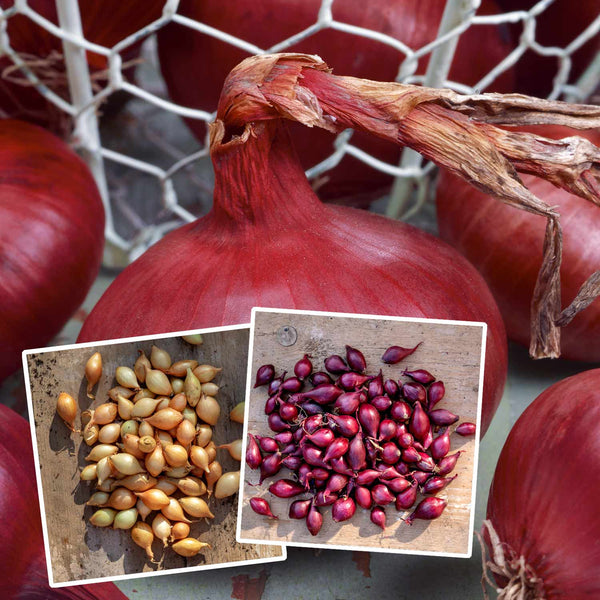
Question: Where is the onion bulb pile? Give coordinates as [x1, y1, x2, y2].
[57, 345, 241, 561]
[483, 369, 600, 599]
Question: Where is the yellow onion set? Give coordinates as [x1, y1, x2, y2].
[55, 343, 242, 561]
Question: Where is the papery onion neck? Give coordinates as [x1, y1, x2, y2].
[479, 520, 545, 600]
[209, 119, 324, 226]
[213, 52, 600, 360]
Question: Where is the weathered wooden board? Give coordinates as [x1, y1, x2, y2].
[240, 311, 484, 555]
[25, 329, 283, 585]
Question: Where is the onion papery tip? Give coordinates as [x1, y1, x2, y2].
[478, 520, 545, 600]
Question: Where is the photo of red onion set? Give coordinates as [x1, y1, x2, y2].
[239, 310, 485, 555]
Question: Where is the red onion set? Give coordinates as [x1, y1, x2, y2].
[246, 344, 476, 537]
[436, 125, 600, 361]
[0, 403, 127, 599]
[156, 0, 514, 204]
[483, 369, 600, 599]
[0, 120, 104, 382]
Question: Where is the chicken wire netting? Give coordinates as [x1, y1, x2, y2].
[1, 0, 599, 267]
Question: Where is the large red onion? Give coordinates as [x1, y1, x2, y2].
[496, 0, 600, 98]
[79, 55, 508, 436]
[0, 0, 164, 133]
[483, 369, 600, 598]
[156, 0, 514, 204]
[436, 125, 600, 361]
[0, 403, 128, 598]
[0, 120, 104, 381]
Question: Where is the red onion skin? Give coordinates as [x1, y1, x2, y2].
[377, 466, 405, 481]
[281, 455, 302, 471]
[293, 384, 343, 405]
[302, 445, 329, 469]
[345, 345, 366, 372]
[79, 117, 507, 438]
[289, 499, 312, 519]
[328, 414, 360, 438]
[455, 422, 477, 437]
[397, 432, 414, 449]
[264, 395, 278, 415]
[300, 401, 325, 416]
[367, 371, 384, 399]
[246, 434, 263, 469]
[279, 402, 299, 422]
[314, 491, 338, 507]
[294, 354, 313, 379]
[0, 404, 127, 599]
[381, 442, 401, 465]
[430, 429, 451, 460]
[406, 497, 447, 525]
[323, 437, 350, 463]
[421, 474, 457, 495]
[302, 414, 325, 435]
[249, 497, 278, 519]
[387, 477, 411, 494]
[436, 452, 462, 477]
[358, 404, 381, 439]
[304, 428, 335, 448]
[311, 372, 333, 386]
[268, 479, 306, 498]
[332, 497, 357, 522]
[409, 402, 430, 442]
[384, 379, 400, 399]
[390, 401, 412, 422]
[355, 486, 373, 510]
[436, 126, 600, 361]
[156, 0, 513, 205]
[371, 395, 392, 413]
[381, 344, 422, 365]
[402, 382, 427, 404]
[281, 377, 303, 393]
[411, 470, 432, 486]
[402, 447, 420, 463]
[333, 391, 362, 415]
[427, 381, 446, 411]
[356, 470, 380, 486]
[273, 432, 293, 445]
[429, 409, 459, 427]
[395, 483, 418, 511]
[260, 452, 283, 484]
[486, 369, 600, 598]
[371, 507, 386, 530]
[0, 120, 104, 382]
[338, 372, 371, 391]
[254, 364, 275, 387]
[329, 457, 355, 477]
[371, 484, 395, 506]
[0, 1, 164, 133]
[378, 419, 398, 442]
[403, 369, 436, 385]
[267, 413, 290, 433]
[348, 434, 367, 471]
[306, 505, 323, 536]
[324, 355, 350, 374]
[326, 474, 349, 495]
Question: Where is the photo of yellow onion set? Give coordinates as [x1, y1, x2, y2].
[1, 1, 600, 598]
[22, 331, 283, 587]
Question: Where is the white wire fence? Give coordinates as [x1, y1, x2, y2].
[0, 0, 599, 266]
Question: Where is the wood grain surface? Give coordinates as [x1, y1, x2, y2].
[240, 310, 484, 555]
[25, 329, 283, 584]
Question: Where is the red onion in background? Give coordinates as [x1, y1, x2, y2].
[156, 0, 514, 205]
[496, 0, 600, 98]
[0, 404, 128, 599]
[0, 120, 104, 382]
[436, 126, 600, 361]
[484, 369, 600, 599]
[0, 0, 164, 133]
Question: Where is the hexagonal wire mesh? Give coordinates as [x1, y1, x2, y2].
[0, 0, 599, 266]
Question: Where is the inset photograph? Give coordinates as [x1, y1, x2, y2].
[238, 308, 486, 557]
[23, 326, 285, 587]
